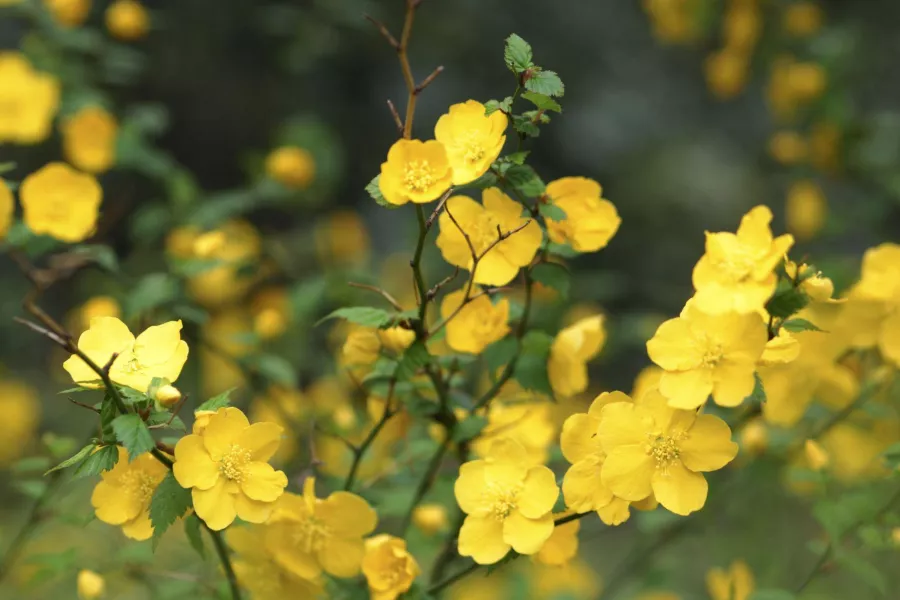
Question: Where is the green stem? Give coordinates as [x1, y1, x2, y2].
[343, 380, 396, 491]
[412, 204, 431, 324]
[206, 524, 242, 600]
[399, 439, 451, 534]
[428, 561, 480, 595]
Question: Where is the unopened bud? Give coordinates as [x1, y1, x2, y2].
[155, 384, 182, 407]
[77, 569, 105, 600]
[412, 503, 448, 535]
[192, 230, 226, 258]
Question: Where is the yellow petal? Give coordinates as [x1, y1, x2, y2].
[517, 465, 559, 519]
[319, 535, 365, 578]
[120, 513, 154, 541]
[560, 413, 601, 465]
[711, 364, 756, 407]
[596, 496, 631, 526]
[233, 493, 274, 523]
[679, 415, 739, 472]
[237, 421, 284, 462]
[267, 526, 321, 579]
[91, 480, 142, 525]
[879, 312, 900, 368]
[203, 407, 250, 460]
[597, 402, 652, 450]
[647, 317, 703, 370]
[133, 320, 185, 365]
[563, 456, 611, 514]
[454, 460, 491, 517]
[240, 461, 287, 502]
[651, 462, 708, 516]
[173, 434, 219, 490]
[458, 515, 509, 564]
[601, 445, 654, 502]
[659, 369, 713, 409]
[193, 479, 237, 530]
[502, 511, 554, 555]
[318, 491, 378, 537]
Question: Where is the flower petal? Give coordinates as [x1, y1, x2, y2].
[133, 320, 184, 365]
[458, 516, 510, 564]
[651, 462, 708, 516]
[517, 465, 559, 519]
[597, 402, 653, 451]
[454, 460, 490, 517]
[92, 480, 142, 525]
[241, 461, 287, 502]
[712, 363, 756, 407]
[173, 434, 219, 490]
[267, 525, 321, 579]
[120, 514, 154, 541]
[193, 479, 237, 530]
[237, 421, 284, 462]
[560, 413, 600, 465]
[659, 369, 714, 410]
[502, 511, 554, 555]
[318, 491, 378, 537]
[679, 415, 738, 472]
[203, 407, 250, 460]
[596, 496, 631, 526]
[234, 492, 275, 524]
[562, 456, 610, 514]
[319, 534, 365, 578]
[601, 446, 654, 502]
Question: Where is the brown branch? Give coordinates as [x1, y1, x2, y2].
[364, 14, 399, 49]
[415, 65, 444, 93]
[348, 282, 405, 311]
[386, 99, 404, 134]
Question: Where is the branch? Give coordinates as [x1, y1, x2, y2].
[343, 378, 397, 491]
[206, 524, 242, 600]
[348, 281, 405, 311]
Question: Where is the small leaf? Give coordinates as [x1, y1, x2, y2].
[112, 414, 156, 461]
[184, 514, 206, 559]
[366, 175, 400, 209]
[453, 415, 489, 443]
[197, 388, 235, 412]
[782, 318, 824, 333]
[318, 306, 391, 328]
[149, 471, 193, 551]
[45, 444, 96, 475]
[249, 354, 297, 387]
[504, 34, 533, 73]
[147, 412, 186, 432]
[73, 445, 119, 478]
[466, 171, 499, 189]
[524, 70, 565, 97]
[397, 340, 431, 381]
[13, 456, 52, 474]
[530, 263, 570, 300]
[512, 115, 540, 138]
[69, 244, 119, 272]
[538, 203, 566, 221]
[744, 373, 766, 405]
[484, 97, 513, 116]
[503, 151, 530, 165]
[505, 165, 545, 198]
[765, 288, 810, 320]
[521, 91, 562, 112]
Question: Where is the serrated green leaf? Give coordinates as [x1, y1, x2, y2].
[484, 97, 513, 116]
[73, 445, 119, 478]
[366, 175, 400, 209]
[466, 171, 499, 189]
[505, 165, 545, 197]
[525, 70, 564, 97]
[512, 115, 540, 138]
[521, 91, 562, 112]
[184, 514, 206, 559]
[197, 388, 235, 412]
[453, 415, 488, 443]
[44, 444, 95, 475]
[504, 34, 533, 73]
[397, 340, 431, 380]
[538, 203, 566, 221]
[150, 471, 192, 551]
[782, 318, 824, 333]
[112, 414, 156, 461]
[530, 263, 570, 300]
[100, 393, 117, 442]
[766, 288, 810, 319]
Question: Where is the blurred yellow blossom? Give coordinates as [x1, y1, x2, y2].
[229, 523, 324, 599]
[644, 0, 699, 44]
[845, 243, 900, 366]
[471, 400, 556, 466]
[768, 131, 808, 165]
[723, 1, 761, 51]
[809, 121, 842, 173]
[0, 53, 60, 144]
[412, 503, 449, 535]
[77, 569, 105, 600]
[740, 418, 769, 456]
[533, 516, 579, 566]
[0, 180, 13, 240]
[631, 365, 663, 401]
[548, 315, 606, 398]
[0, 380, 40, 466]
[441, 289, 510, 354]
[249, 386, 305, 464]
[362, 534, 420, 600]
[91, 447, 167, 540]
[545, 177, 621, 252]
[71, 296, 121, 334]
[200, 309, 255, 397]
[62, 106, 118, 173]
[379, 139, 452, 205]
[314, 210, 370, 266]
[44, 0, 91, 27]
[434, 99, 507, 185]
[21, 162, 102, 243]
[783, 1, 823, 37]
[786, 179, 827, 242]
[705, 49, 750, 100]
[804, 439, 829, 472]
[250, 287, 291, 339]
[530, 560, 601, 600]
[105, 0, 149, 41]
[706, 560, 755, 600]
[266, 145, 316, 189]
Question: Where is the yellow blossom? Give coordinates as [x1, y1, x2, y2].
[173, 407, 288, 530]
[266, 146, 316, 189]
[705, 49, 749, 100]
[71, 296, 121, 334]
[0, 181, 12, 240]
[455, 439, 558, 564]
[314, 210, 370, 266]
[544, 177, 621, 253]
[379, 139, 452, 205]
[342, 327, 381, 367]
[632, 365, 664, 401]
[441, 289, 510, 354]
[768, 131, 807, 165]
[77, 569, 105, 600]
[192, 409, 217, 434]
[783, 2, 823, 37]
[378, 326, 416, 353]
[786, 179, 826, 242]
[434, 100, 507, 185]
[471, 400, 556, 466]
[437, 187, 541, 285]
[199, 309, 255, 397]
[598, 389, 738, 516]
[788, 62, 827, 102]
[0, 380, 40, 466]
[760, 328, 800, 366]
[530, 559, 601, 600]
[44, 0, 91, 27]
[91, 447, 167, 540]
[154, 384, 181, 407]
[692, 205, 794, 314]
[561, 392, 635, 526]
[362, 534, 420, 600]
[785, 260, 840, 303]
[0, 53, 60, 144]
[21, 162, 102, 243]
[249, 386, 306, 464]
[266, 477, 377, 579]
[804, 439, 829, 472]
[105, 0, 149, 41]
[533, 516, 579, 566]
[548, 315, 606, 398]
[647, 301, 767, 409]
[229, 524, 324, 600]
[412, 503, 448, 535]
[250, 287, 291, 340]
[739, 418, 768, 456]
[845, 243, 900, 366]
[809, 121, 841, 173]
[63, 317, 189, 392]
[707, 560, 755, 600]
[62, 106, 118, 174]
[723, 1, 761, 51]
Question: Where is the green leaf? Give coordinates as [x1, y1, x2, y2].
[467, 171, 499, 189]
[73, 445, 119, 478]
[504, 34, 533, 73]
[366, 175, 400, 209]
[484, 97, 513, 116]
[744, 373, 766, 405]
[521, 91, 562, 113]
[397, 340, 431, 381]
[748, 591, 796, 600]
[13, 456, 51, 474]
[834, 550, 887, 595]
[524, 70, 565, 97]
[538, 203, 566, 221]
[125, 273, 180, 319]
[184, 514, 206, 559]
[100, 393, 117, 442]
[318, 306, 415, 329]
[149, 471, 192, 551]
[505, 165, 545, 198]
[514, 331, 554, 396]
[197, 388, 235, 412]
[15, 480, 48, 499]
[531, 263, 570, 300]
[765, 287, 810, 320]
[453, 415, 488, 443]
[782, 318, 824, 333]
[248, 354, 297, 387]
[70, 244, 119, 272]
[503, 151, 530, 165]
[881, 442, 900, 469]
[45, 444, 96, 475]
[484, 337, 518, 379]
[112, 414, 156, 461]
[511, 115, 540, 138]
[147, 412, 186, 432]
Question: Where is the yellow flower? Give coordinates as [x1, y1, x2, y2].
[199, 309, 255, 397]
[533, 516, 579, 566]
[648, 301, 767, 409]
[154, 384, 181, 407]
[0, 380, 40, 466]
[21, 162, 102, 243]
[77, 569, 105, 600]
[441, 289, 510, 354]
[785, 260, 839, 303]
[598, 389, 738, 516]
[91, 447, 167, 540]
[412, 503, 448, 535]
[723, 1, 761, 51]
[455, 439, 558, 564]
[192, 409, 217, 434]
[545, 177, 621, 253]
[704, 49, 749, 100]
[783, 2, 823, 37]
[632, 365, 664, 401]
[804, 439, 829, 472]
[250, 287, 291, 340]
[378, 326, 416, 353]
[378, 139, 452, 205]
[71, 295, 121, 334]
[434, 100, 507, 185]
[362, 534, 420, 600]
[739, 418, 768, 456]
[692, 205, 794, 314]
[707, 560, 755, 600]
[768, 131, 807, 165]
[314, 210, 370, 266]
[788, 62, 827, 103]
[172, 407, 288, 530]
[44, 0, 91, 27]
[266, 146, 316, 189]
[0, 53, 59, 144]
[529, 560, 601, 600]
[437, 188, 541, 286]
[0, 180, 11, 240]
[786, 180, 826, 242]
[62, 106, 118, 173]
[265, 477, 377, 579]
[548, 315, 606, 398]
[809, 121, 841, 173]
[471, 401, 556, 466]
[229, 524, 324, 600]
[846, 243, 900, 366]
[63, 317, 189, 392]
[759, 328, 800, 366]
[561, 392, 634, 526]
[105, 0, 149, 41]
[342, 327, 382, 368]
[249, 386, 306, 464]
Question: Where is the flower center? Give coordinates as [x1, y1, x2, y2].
[464, 142, 486, 164]
[698, 335, 724, 368]
[712, 250, 756, 281]
[218, 443, 252, 482]
[485, 484, 519, 520]
[403, 160, 435, 193]
[469, 213, 504, 256]
[647, 434, 682, 470]
[291, 516, 331, 553]
[120, 470, 157, 503]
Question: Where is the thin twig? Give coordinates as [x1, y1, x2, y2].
[386, 99, 404, 134]
[348, 282, 405, 311]
[343, 378, 398, 491]
[206, 524, 242, 600]
[416, 65, 444, 93]
[399, 439, 450, 535]
[364, 14, 399, 48]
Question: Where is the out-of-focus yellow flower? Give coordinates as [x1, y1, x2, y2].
[809, 121, 841, 173]
[21, 162, 102, 243]
[533, 516, 579, 566]
[77, 569, 105, 599]
[0, 53, 60, 144]
[377, 327, 415, 353]
[448, 568, 508, 600]
[44, 0, 90, 28]
[0, 380, 40, 466]
[266, 477, 377, 579]
[545, 177, 620, 253]
[786, 179, 827, 242]
[437, 188, 541, 286]
[804, 439, 829, 471]
[632, 365, 663, 401]
[249, 386, 305, 464]
[412, 503, 448, 535]
[62, 106, 117, 173]
[441, 289, 510, 354]
[788, 62, 827, 103]
[821, 418, 900, 483]
[200, 309, 255, 397]
[250, 287, 291, 340]
[644, 0, 699, 44]
[705, 49, 750, 100]
[692, 205, 794, 314]
[91, 447, 167, 540]
[0, 180, 13, 240]
[105, 0, 149, 41]
[845, 243, 900, 367]
[71, 296, 121, 334]
[471, 401, 556, 466]
[342, 327, 382, 369]
[362, 534, 420, 600]
[785, 260, 839, 303]
[706, 560, 755, 600]
[192, 230, 226, 258]
[266, 146, 316, 189]
[456, 439, 558, 564]
[63, 317, 189, 392]
[229, 523, 324, 599]
[740, 418, 768, 456]
[760, 328, 801, 366]
[314, 210, 370, 266]
[548, 315, 606, 398]
[783, 1, 823, 37]
[379, 139, 452, 205]
[434, 100, 507, 185]
[173, 407, 288, 530]
[530, 559, 601, 600]
[768, 56, 826, 121]
[768, 131, 808, 165]
[723, 1, 761, 51]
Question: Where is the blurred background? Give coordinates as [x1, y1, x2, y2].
[1, 0, 899, 598]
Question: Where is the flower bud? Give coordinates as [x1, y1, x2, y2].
[412, 503, 448, 535]
[192, 409, 217, 434]
[192, 230, 226, 258]
[106, 0, 150, 41]
[265, 146, 316, 189]
[155, 384, 182, 407]
[77, 569, 105, 600]
[740, 418, 769, 456]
